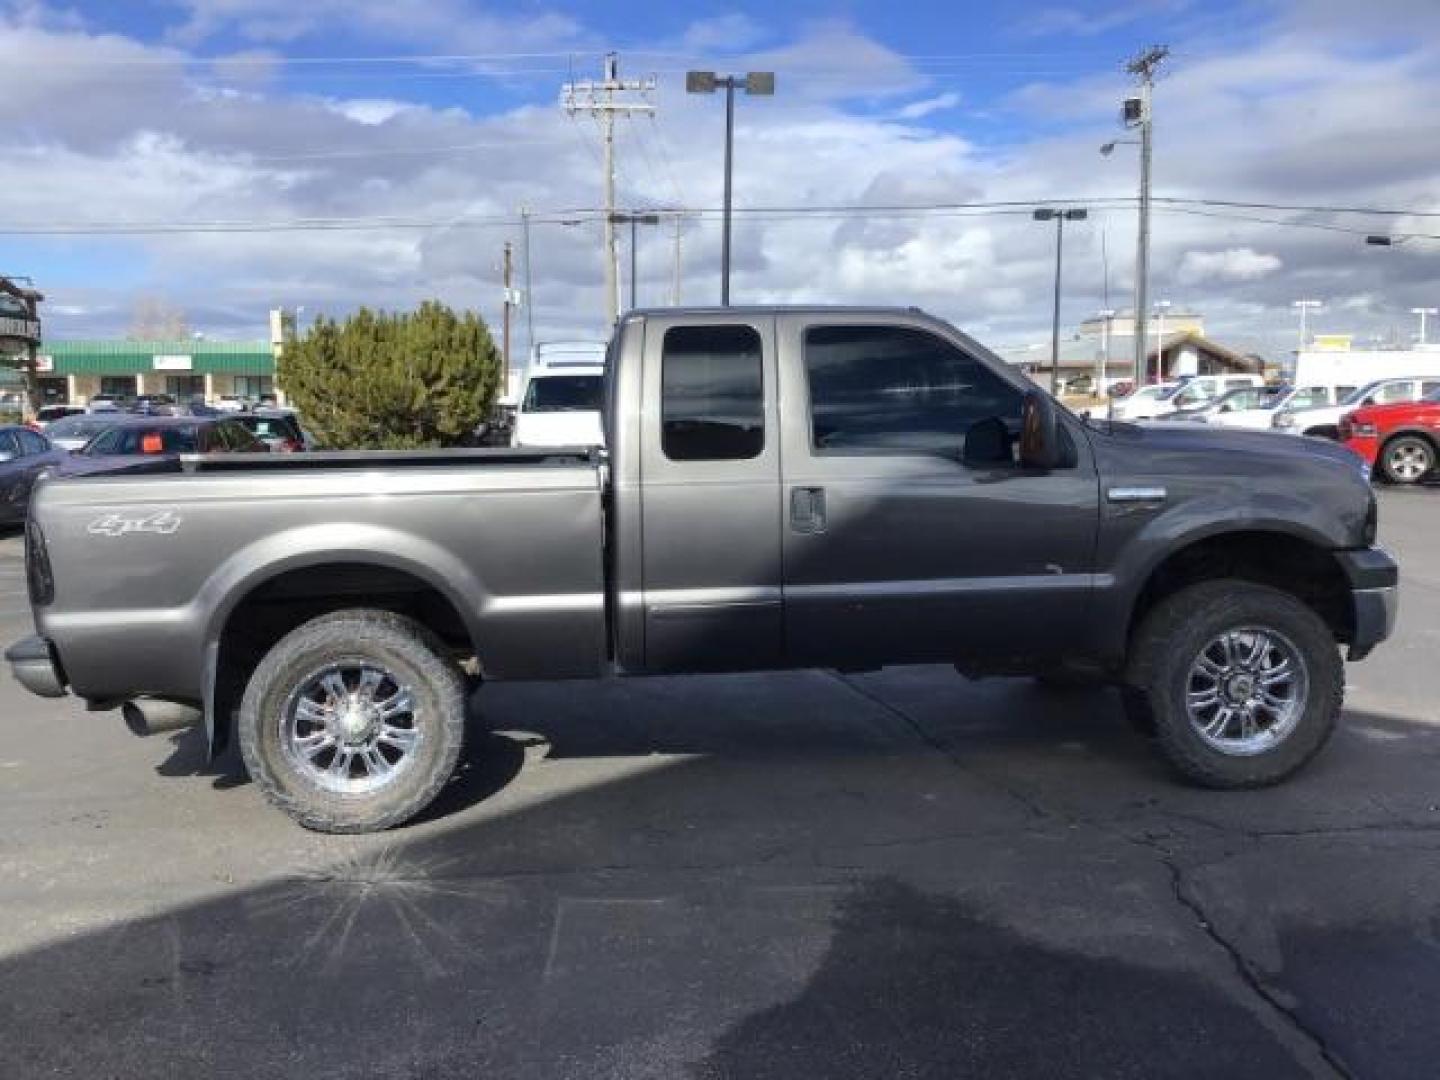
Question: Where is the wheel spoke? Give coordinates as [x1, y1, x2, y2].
[321, 671, 349, 703]
[294, 697, 332, 727]
[1220, 634, 1239, 669]
[293, 731, 336, 760]
[1187, 687, 1221, 709]
[378, 724, 419, 753]
[1195, 654, 1226, 680]
[355, 668, 385, 702]
[359, 748, 392, 778]
[376, 688, 414, 721]
[328, 747, 355, 778]
[1258, 659, 1293, 688]
[1243, 633, 1268, 668]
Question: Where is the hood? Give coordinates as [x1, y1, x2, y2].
[1106, 418, 1365, 470]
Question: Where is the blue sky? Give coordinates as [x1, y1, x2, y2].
[2, 0, 1439, 356]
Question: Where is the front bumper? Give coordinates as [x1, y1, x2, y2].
[1343, 433, 1380, 467]
[4, 635, 68, 698]
[1335, 548, 1400, 660]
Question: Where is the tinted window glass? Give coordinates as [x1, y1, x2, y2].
[1373, 382, 1414, 403]
[523, 375, 604, 413]
[661, 325, 764, 461]
[18, 430, 49, 455]
[804, 325, 1022, 455]
[84, 428, 121, 454]
[0, 431, 19, 458]
[1421, 381, 1440, 398]
[111, 426, 199, 454]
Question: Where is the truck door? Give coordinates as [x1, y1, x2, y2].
[638, 314, 783, 671]
[777, 314, 1100, 668]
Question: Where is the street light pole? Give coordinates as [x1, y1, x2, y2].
[687, 70, 775, 306]
[1411, 307, 1437, 345]
[1034, 208, 1088, 394]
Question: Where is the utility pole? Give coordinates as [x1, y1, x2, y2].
[1124, 45, 1167, 386]
[502, 240, 514, 398]
[1293, 299, 1322, 352]
[520, 208, 535, 367]
[671, 215, 683, 305]
[563, 54, 655, 326]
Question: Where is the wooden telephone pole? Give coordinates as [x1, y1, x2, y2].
[501, 241, 514, 398]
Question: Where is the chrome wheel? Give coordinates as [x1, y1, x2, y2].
[1386, 439, 1433, 483]
[280, 662, 422, 794]
[1185, 628, 1308, 756]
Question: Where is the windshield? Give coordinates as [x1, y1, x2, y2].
[48, 416, 117, 440]
[1340, 382, 1386, 406]
[522, 375, 603, 413]
[1155, 384, 1183, 400]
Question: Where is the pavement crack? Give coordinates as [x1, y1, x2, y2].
[825, 672, 1053, 821]
[1132, 835, 1354, 1080]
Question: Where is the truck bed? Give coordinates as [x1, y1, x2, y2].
[29, 451, 608, 702]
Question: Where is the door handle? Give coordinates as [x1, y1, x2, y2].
[790, 486, 826, 534]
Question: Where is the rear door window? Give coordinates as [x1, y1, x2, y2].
[661, 325, 765, 461]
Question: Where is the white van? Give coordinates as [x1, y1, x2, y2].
[511, 341, 609, 449]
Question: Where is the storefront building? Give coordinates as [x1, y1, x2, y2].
[33, 340, 279, 406]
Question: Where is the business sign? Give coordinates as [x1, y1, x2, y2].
[0, 315, 41, 344]
[153, 354, 193, 371]
[34, 354, 54, 373]
[1311, 335, 1353, 352]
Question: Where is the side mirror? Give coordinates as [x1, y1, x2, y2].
[1019, 391, 1072, 470]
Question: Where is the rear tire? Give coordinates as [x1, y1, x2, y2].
[239, 609, 467, 833]
[1126, 580, 1342, 788]
[1378, 435, 1436, 485]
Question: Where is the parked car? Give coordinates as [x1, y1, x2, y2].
[1160, 385, 1289, 428]
[5, 305, 1397, 833]
[214, 395, 249, 414]
[0, 426, 66, 525]
[233, 410, 310, 453]
[44, 414, 126, 452]
[1340, 386, 1440, 484]
[60, 415, 268, 476]
[1274, 376, 1440, 438]
[85, 396, 125, 414]
[1108, 382, 1183, 420]
[31, 405, 85, 430]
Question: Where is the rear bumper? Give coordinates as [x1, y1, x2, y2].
[1335, 548, 1399, 660]
[4, 634, 68, 698]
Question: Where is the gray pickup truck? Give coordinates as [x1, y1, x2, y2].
[7, 307, 1398, 832]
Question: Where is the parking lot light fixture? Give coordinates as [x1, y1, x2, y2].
[686, 70, 775, 306]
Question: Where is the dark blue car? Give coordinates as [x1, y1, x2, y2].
[0, 425, 66, 525]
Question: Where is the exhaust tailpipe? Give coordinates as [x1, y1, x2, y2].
[122, 698, 202, 737]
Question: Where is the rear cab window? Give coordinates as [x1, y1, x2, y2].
[661, 324, 764, 461]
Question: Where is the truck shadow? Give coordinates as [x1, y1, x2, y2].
[6, 702, 1440, 1077]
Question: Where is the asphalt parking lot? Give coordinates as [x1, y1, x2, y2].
[1, 489, 1438, 1079]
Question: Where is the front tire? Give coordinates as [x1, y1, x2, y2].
[239, 610, 467, 833]
[1379, 435, 1436, 485]
[1126, 581, 1342, 788]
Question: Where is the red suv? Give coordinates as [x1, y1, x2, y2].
[1341, 387, 1440, 484]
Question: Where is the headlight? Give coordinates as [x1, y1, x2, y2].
[1353, 422, 1377, 437]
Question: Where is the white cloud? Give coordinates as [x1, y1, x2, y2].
[895, 92, 961, 121]
[324, 98, 413, 126]
[1177, 248, 1284, 285]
